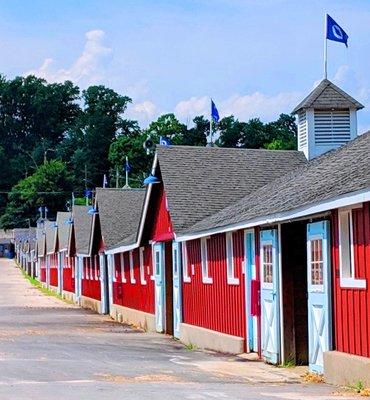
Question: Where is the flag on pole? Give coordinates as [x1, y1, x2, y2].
[123, 158, 132, 172]
[211, 99, 220, 123]
[103, 174, 108, 188]
[326, 15, 348, 47]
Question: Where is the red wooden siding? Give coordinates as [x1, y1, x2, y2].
[82, 255, 101, 300]
[182, 231, 246, 339]
[112, 245, 155, 314]
[63, 253, 75, 293]
[152, 188, 174, 242]
[49, 253, 58, 287]
[332, 202, 370, 358]
[39, 257, 46, 282]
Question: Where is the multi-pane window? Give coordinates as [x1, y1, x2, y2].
[226, 232, 239, 285]
[338, 207, 366, 289]
[129, 251, 136, 283]
[120, 253, 126, 283]
[262, 244, 273, 284]
[310, 239, 323, 285]
[201, 238, 212, 284]
[140, 247, 146, 285]
[155, 250, 160, 276]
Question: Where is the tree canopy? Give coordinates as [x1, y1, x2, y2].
[0, 74, 298, 229]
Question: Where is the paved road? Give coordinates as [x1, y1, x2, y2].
[0, 259, 355, 400]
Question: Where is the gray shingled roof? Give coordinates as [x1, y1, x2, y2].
[182, 132, 370, 235]
[36, 226, 46, 257]
[73, 205, 93, 255]
[96, 188, 146, 251]
[56, 211, 72, 251]
[45, 220, 57, 254]
[292, 79, 364, 113]
[156, 145, 307, 234]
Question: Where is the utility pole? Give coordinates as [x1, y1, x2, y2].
[84, 164, 88, 206]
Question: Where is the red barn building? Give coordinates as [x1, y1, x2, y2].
[56, 211, 76, 301]
[176, 81, 370, 385]
[95, 188, 151, 328]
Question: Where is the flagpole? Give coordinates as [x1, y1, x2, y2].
[209, 98, 213, 146]
[324, 13, 328, 79]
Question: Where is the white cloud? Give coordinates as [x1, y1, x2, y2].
[174, 91, 302, 123]
[125, 100, 158, 126]
[25, 29, 113, 88]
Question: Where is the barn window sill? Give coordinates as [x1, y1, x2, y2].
[183, 277, 191, 283]
[227, 277, 240, 286]
[340, 277, 366, 289]
[202, 277, 213, 284]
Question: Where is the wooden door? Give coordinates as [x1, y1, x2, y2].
[172, 241, 182, 338]
[260, 229, 280, 364]
[307, 221, 332, 373]
[153, 243, 165, 332]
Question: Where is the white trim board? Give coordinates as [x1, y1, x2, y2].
[175, 188, 370, 242]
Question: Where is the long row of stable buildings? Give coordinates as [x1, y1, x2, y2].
[14, 79, 370, 387]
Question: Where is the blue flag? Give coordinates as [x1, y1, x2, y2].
[211, 99, 220, 123]
[123, 159, 132, 172]
[326, 15, 348, 47]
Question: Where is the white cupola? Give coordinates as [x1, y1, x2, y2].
[292, 79, 364, 160]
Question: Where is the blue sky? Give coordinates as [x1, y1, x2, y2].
[0, 0, 369, 130]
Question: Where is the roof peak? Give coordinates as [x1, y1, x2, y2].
[292, 79, 364, 113]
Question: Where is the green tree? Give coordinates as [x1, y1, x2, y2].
[145, 113, 187, 144]
[182, 116, 208, 146]
[59, 86, 132, 188]
[0, 160, 73, 229]
[216, 116, 243, 147]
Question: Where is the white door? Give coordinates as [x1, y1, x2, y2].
[172, 241, 182, 339]
[107, 254, 114, 313]
[75, 257, 83, 302]
[153, 243, 165, 332]
[260, 229, 280, 364]
[57, 252, 63, 295]
[307, 221, 332, 374]
[100, 254, 109, 314]
[46, 255, 50, 288]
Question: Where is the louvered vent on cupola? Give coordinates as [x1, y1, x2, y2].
[292, 79, 364, 160]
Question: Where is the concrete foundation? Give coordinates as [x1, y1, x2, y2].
[110, 304, 155, 332]
[62, 290, 75, 303]
[180, 323, 244, 354]
[324, 350, 370, 387]
[80, 296, 102, 314]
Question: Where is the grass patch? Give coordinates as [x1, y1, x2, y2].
[345, 381, 370, 396]
[185, 342, 196, 351]
[19, 267, 74, 305]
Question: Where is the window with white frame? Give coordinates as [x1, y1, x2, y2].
[338, 207, 366, 289]
[120, 253, 126, 283]
[112, 255, 117, 282]
[226, 232, 239, 285]
[129, 251, 136, 283]
[140, 247, 147, 285]
[182, 242, 191, 282]
[201, 238, 212, 284]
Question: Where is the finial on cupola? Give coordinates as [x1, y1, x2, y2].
[292, 79, 364, 160]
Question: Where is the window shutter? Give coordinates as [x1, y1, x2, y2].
[298, 110, 307, 148]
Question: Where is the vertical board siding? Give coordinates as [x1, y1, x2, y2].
[81, 256, 101, 300]
[112, 245, 155, 314]
[152, 189, 174, 242]
[332, 202, 370, 358]
[40, 257, 46, 282]
[63, 254, 75, 293]
[182, 231, 246, 339]
[49, 253, 58, 287]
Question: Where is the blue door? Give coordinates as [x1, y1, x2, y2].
[99, 254, 109, 314]
[46, 255, 50, 288]
[172, 241, 182, 339]
[260, 229, 280, 364]
[75, 257, 83, 303]
[307, 221, 332, 374]
[107, 254, 114, 313]
[154, 243, 165, 332]
[245, 230, 257, 352]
